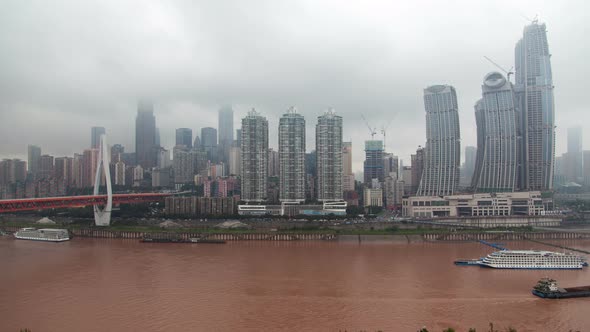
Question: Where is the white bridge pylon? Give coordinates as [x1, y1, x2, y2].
[94, 134, 113, 226]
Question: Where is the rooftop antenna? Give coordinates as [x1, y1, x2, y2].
[361, 114, 377, 140]
[484, 56, 514, 83]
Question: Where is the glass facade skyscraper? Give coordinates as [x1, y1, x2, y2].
[135, 101, 157, 169]
[417, 85, 460, 196]
[472, 72, 520, 193]
[515, 20, 555, 190]
[175, 128, 193, 148]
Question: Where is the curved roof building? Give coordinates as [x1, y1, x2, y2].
[417, 85, 461, 196]
[472, 72, 521, 193]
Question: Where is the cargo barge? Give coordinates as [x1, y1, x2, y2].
[532, 278, 590, 299]
[140, 236, 226, 244]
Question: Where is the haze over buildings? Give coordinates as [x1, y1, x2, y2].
[1, 2, 587, 170]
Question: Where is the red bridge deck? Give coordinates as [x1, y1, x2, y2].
[0, 193, 170, 213]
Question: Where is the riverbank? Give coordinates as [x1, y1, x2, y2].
[3, 225, 590, 243]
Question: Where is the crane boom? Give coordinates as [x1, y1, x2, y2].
[483, 56, 514, 82]
[361, 114, 377, 140]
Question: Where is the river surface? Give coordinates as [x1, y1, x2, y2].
[1, 237, 589, 332]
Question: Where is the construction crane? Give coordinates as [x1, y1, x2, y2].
[381, 115, 395, 151]
[484, 56, 514, 82]
[361, 114, 377, 140]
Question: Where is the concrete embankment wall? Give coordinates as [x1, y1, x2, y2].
[337, 235, 424, 243]
[3, 226, 590, 242]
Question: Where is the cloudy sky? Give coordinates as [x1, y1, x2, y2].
[1, 0, 588, 173]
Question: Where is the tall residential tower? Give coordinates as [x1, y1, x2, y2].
[316, 109, 343, 202]
[279, 107, 305, 202]
[240, 109, 269, 202]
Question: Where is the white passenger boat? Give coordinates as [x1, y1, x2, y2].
[479, 250, 586, 269]
[14, 228, 70, 242]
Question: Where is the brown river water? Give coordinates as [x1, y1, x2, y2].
[1, 237, 589, 332]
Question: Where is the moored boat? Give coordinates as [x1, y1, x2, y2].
[14, 227, 70, 242]
[189, 238, 226, 244]
[478, 250, 586, 269]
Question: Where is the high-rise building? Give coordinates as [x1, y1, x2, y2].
[193, 135, 201, 150]
[384, 175, 404, 210]
[156, 147, 171, 169]
[110, 144, 124, 163]
[27, 145, 41, 176]
[54, 157, 74, 188]
[305, 151, 317, 201]
[72, 153, 84, 188]
[279, 107, 305, 203]
[472, 72, 520, 193]
[241, 109, 269, 202]
[82, 149, 99, 188]
[218, 106, 234, 165]
[461, 146, 477, 187]
[564, 127, 583, 182]
[201, 127, 218, 149]
[364, 140, 384, 185]
[515, 20, 555, 190]
[39, 155, 55, 179]
[201, 127, 218, 162]
[268, 148, 280, 177]
[173, 146, 195, 184]
[91, 127, 106, 149]
[133, 165, 144, 187]
[0, 159, 26, 185]
[568, 127, 582, 154]
[342, 142, 355, 192]
[115, 161, 126, 186]
[316, 109, 343, 202]
[410, 147, 424, 195]
[417, 85, 460, 196]
[235, 129, 242, 147]
[583, 151, 590, 186]
[229, 146, 241, 176]
[135, 101, 157, 169]
[402, 166, 413, 195]
[383, 153, 399, 179]
[175, 128, 193, 148]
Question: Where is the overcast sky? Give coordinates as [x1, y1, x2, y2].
[1, 0, 588, 173]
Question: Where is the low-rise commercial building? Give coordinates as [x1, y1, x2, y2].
[402, 191, 546, 218]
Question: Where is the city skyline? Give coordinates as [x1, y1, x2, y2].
[1, 2, 589, 174]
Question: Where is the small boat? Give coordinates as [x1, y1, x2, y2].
[532, 278, 590, 299]
[189, 238, 226, 244]
[140, 237, 187, 243]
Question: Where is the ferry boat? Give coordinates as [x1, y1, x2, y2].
[479, 250, 586, 269]
[14, 228, 70, 242]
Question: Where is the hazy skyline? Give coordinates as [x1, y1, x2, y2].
[1, 0, 589, 173]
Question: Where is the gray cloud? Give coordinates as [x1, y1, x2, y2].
[1, 0, 588, 172]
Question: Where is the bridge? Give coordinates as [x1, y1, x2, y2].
[0, 193, 170, 213]
[0, 135, 173, 227]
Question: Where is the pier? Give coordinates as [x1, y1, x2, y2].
[522, 237, 590, 255]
